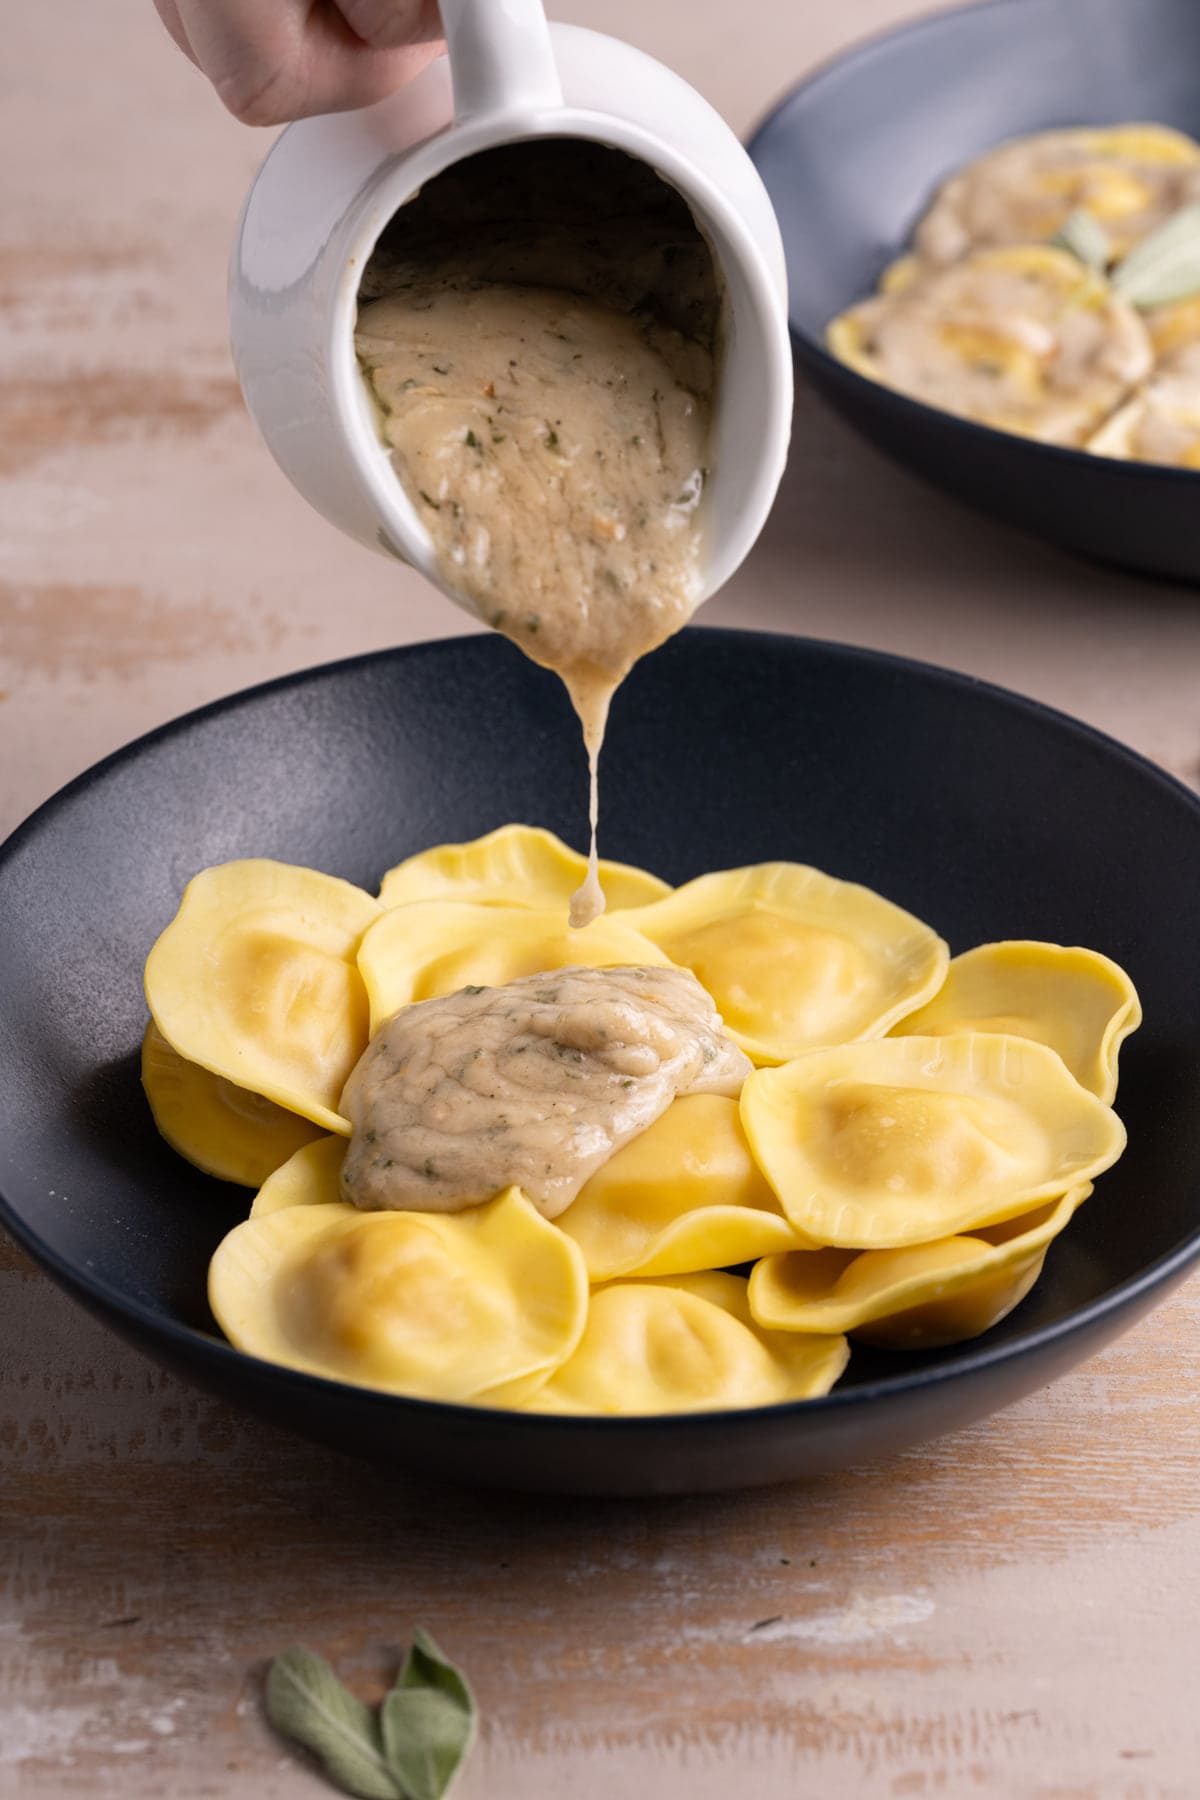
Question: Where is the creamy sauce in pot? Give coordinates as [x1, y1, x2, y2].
[339, 964, 751, 1219]
[355, 143, 720, 925]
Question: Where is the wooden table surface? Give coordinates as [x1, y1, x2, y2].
[5, 3, 1200, 1795]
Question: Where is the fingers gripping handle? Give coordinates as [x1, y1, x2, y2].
[440, 0, 563, 120]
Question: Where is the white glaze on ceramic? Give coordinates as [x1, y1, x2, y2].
[228, 2, 793, 617]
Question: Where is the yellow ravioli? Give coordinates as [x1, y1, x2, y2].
[878, 253, 924, 295]
[741, 1034, 1124, 1248]
[209, 1188, 587, 1406]
[1093, 293, 1200, 469]
[528, 1272, 848, 1414]
[1088, 343, 1200, 469]
[749, 1185, 1089, 1349]
[890, 940, 1139, 1102]
[1078, 125, 1200, 168]
[378, 823, 670, 912]
[913, 125, 1200, 264]
[1146, 293, 1200, 359]
[827, 246, 1151, 448]
[557, 1094, 805, 1280]
[356, 899, 671, 1033]
[616, 863, 948, 1063]
[250, 1134, 346, 1216]
[144, 860, 380, 1133]
[140, 1019, 325, 1187]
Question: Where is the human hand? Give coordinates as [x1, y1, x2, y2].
[153, 0, 443, 126]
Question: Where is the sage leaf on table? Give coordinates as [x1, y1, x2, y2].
[265, 1646, 404, 1800]
[380, 1628, 478, 1800]
[1050, 208, 1113, 273]
[1113, 204, 1200, 309]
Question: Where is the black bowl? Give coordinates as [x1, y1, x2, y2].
[2, 629, 1199, 1494]
[749, 0, 1200, 582]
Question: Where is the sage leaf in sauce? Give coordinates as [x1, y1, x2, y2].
[1113, 203, 1200, 309]
[380, 1628, 477, 1800]
[1050, 208, 1112, 273]
[265, 1646, 403, 1800]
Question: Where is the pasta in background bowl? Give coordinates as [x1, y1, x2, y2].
[749, 0, 1200, 579]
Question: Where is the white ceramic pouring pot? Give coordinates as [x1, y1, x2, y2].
[229, 0, 793, 612]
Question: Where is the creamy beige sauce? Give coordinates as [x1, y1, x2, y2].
[915, 127, 1200, 265]
[338, 964, 752, 1220]
[1132, 351, 1200, 463]
[356, 143, 719, 925]
[1092, 340, 1200, 465]
[839, 252, 1151, 445]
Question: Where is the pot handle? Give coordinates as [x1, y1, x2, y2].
[440, 0, 563, 120]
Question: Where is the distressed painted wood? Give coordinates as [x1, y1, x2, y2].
[3, 3, 1200, 1795]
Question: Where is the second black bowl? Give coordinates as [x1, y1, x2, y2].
[749, 0, 1200, 581]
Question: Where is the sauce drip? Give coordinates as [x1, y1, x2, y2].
[355, 142, 720, 925]
[566, 675, 608, 928]
[338, 964, 752, 1219]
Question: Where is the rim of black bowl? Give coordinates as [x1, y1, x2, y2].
[746, 0, 1200, 489]
[3, 627, 1200, 1434]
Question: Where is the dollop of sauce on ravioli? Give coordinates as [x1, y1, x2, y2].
[338, 964, 751, 1219]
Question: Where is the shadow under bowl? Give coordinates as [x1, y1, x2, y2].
[1, 628, 1198, 1493]
[749, 0, 1200, 581]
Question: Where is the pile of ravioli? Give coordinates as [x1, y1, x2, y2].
[141, 824, 1138, 1416]
[827, 124, 1200, 466]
